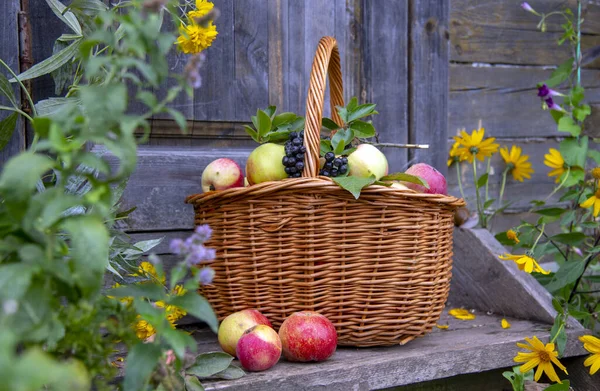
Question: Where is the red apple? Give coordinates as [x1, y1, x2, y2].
[201, 158, 244, 192]
[236, 325, 282, 372]
[245, 143, 287, 185]
[404, 163, 447, 195]
[348, 144, 388, 180]
[278, 311, 337, 362]
[217, 309, 272, 357]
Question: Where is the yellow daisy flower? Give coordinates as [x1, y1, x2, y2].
[544, 148, 567, 183]
[156, 301, 187, 327]
[498, 253, 550, 275]
[134, 261, 166, 284]
[448, 308, 476, 320]
[514, 336, 568, 383]
[106, 283, 133, 306]
[579, 335, 600, 375]
[447, 140, 462, 167]
[176, 1, 218, 54]
[580, 189, 600, 217]
[592, 167, 600, 180]
[453, 127, 499, 163]
[506, 229, 520, 244]
[173, 284, 187, 296]
[499, 146, 534, 182]
[135, 318, 156, 340]
[192, 0, 214, 15]
[501, 319, 511, 329]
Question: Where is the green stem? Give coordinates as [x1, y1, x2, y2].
[0, 105, 33, 122]
[456, 162, 466, 200]
[550, 322, 565, 344]
[0, 58, 37, 117]
[485, 157, 491, 202]
[531, 223, 545, 253]
[498, 168, 509, 208]
[473, 160, 484, 228]
[545, 168, 570, 202]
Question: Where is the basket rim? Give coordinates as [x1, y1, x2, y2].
[185, 176, 465, 208]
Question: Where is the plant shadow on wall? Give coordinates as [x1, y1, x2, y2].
[0, 0, 250, 390]
[450, 2, 600, 390]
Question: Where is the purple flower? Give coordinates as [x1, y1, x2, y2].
[198, 267, 215, 285]
[186, 245, 216, 266]
[521, 2, 535, 13]
[193, 225, 212, 242]
[537, 84, 562, 99]
[545, 97, 563, 112]
[169, 238, 184, 255]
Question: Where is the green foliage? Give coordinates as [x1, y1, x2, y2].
[331, 175, 377, 199]
[502, 365, 533, 391]
[320, 97, 378, 154]
[244, 106, 305, 143]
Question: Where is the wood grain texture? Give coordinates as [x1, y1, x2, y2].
[364, 0, 409, 172]
[409, 0, 450, 175]
[0, 0, 24, 165]
[450, 0, 600, 66]
[450, 64, 600, 138]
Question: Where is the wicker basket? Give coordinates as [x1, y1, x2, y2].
[185, 36, 465, 347]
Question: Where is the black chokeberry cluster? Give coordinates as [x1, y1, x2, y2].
[282, 131, 307, 178]
[320, 152, 348, 177]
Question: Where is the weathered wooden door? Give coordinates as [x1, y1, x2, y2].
[3, 0, 449, 246]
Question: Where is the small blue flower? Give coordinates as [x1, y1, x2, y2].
[169, 238, 184, 254]
[194, 225, 212, 242]
[521, 2, 535, 13]
[198, 267, 215, 285]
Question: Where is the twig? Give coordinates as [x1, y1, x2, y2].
[575, 289, 600, 294]
[568, 235, 600, 303]
[362, 141, 429, 149]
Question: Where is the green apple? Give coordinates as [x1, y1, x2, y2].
[348, 144, 388, 180]
[245, 143, 288, 185]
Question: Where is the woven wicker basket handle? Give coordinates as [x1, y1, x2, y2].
[303, 36, 345, 178]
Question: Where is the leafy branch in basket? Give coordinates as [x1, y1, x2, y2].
[244, 106, 305, 144]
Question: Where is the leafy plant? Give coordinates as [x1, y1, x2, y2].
[243, 106, 305, 144]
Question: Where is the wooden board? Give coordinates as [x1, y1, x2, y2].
[450, 0, 600, 67]
[450, 65, 600, 139]
[409, 0, 450, 175]
[0, 0, 24, 165]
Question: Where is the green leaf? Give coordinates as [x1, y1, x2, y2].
[544, 58, 573, 88]
[476, 173, 489, 189]
[549, 232, 586, 246]
[184, 376, 205, 391]
[108, 283, 166, 301]
[50, 39, 75, 95]
[331, 128, 354, 155]
[574, 104, 591, 122]
[545, 260, 586, 292]
[10, 39, 82, 82]
[212, 365, 245, 380]
[534, 208, 566, 217]
[550, 316, 567, 356]
[560, 136, 588, 168]
[0, 112, 18, 152]
[0, 263, 35, 300]
[550, 109, 564, 124]
[272, 112, 297, 129]
[570, 86, 585, 106]
[167, 108, 188, 132]
[544, 380, 570, 390]
[0, 152, 54, 202]
[170, 292, 218, 332]
[256, 109, 272, 138]
[244, 125, 258, 142]
[68, 0, 109, 16]
[557, 116, 581, 137]
[124, 343, 162, 391]
[35, 97, 77, 117]
[331, 175, 377, 199]
[347, 103, 377, 123]
[346, 97, 359, 111]
[320, 139, 332, 155]
[45, 0, 82, 35]
[61, 215, 109, 297]
[484, 199, 496, 209]
[264, 106, 276, 118]
[162, 327, 196, 359]
[187, 352, 234, 378]
[380, 172, 429, 188]
[322, 117, 340, 131]
[349, 120, 376, 138]
[0, 73, 16, 107]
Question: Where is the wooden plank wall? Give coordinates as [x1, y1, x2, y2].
[448, 0, 600, 233]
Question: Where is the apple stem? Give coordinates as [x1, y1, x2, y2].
[209, 184, 215, 191]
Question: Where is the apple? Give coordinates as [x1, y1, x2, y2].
[404, 163, 447, 195]
[217, 309, 272, 357]
[201, 158, 244, 192]
[245, 143, 288, 185]
[236, 325, 282, 372]
[278, 311, 337, 362]
[348, 144, 388, 180]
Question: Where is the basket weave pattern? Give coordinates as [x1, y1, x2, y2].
[186, 37, 465, 346]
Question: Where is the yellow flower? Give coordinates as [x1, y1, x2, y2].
[453, 127, 499, 163]
[156, 301, 187, 327]
[176, 1, 218, 54]
[580, 189, 600, 217]
[506, 229, 520, 244]
[498, 253, 550, 275]
[173, 285, 187, 296]
[447, 141, 461, 167]
[436, 324, 449, 330]
[579, 335, 600, 375]
[106, 283, 133, 306]
[448, 308, 476, 320]
[514, 336, 568, 383]
[135, 318, 156, 340]
[544, 148, 567, 183]
[501, 319, 511, 329]
[592, 167, 600, 180]
[499, 146, 534, 182]
[135, 261, 166, 284]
